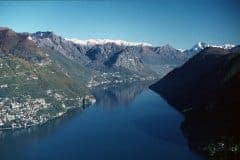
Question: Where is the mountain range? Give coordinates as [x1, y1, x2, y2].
[1, 26, 239, 159]
[0, 26, 237, 139]
[26, 30, 235, 87]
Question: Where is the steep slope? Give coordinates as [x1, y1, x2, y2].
[139, 44, 188, 75]
[28, 32, 194, 86]
[150, 46, 240, 158]
[26, 31, 236, 88]
[150, 47, 239, 109]
[0, 27, 95, 130]
[30, 31, 235, 89]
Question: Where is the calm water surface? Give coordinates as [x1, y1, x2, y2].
[0, 83, 204, 160]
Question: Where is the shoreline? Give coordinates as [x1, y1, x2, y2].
[0, 101, 95, 131]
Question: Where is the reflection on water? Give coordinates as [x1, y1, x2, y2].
[0, 81, 204, 160]
[0, 81, 153, 148]
[0, 108, 82, 153]
[92, 81, 153, 108]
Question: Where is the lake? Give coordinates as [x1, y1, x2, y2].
[0, 82, 204, 160]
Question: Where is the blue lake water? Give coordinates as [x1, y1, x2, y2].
[0, 83, 204, 160]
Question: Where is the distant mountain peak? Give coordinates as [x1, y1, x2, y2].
[193, 41, 235, 50]
[192, 42, 209, 51]
[160, 44, 175, 49]
[177, 48, 185, 52]
[65, 38, 153, 47]
[32, 31, 55, 39]
[211, 44, 236, 49]
[184, 42, 236, 56]
[0, 27, 11, 31]
[0, 27, 17, 37]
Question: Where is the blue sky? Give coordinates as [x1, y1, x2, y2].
[0, 0, 239, 48]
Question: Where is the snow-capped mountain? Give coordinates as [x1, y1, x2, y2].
[210, 44, 235, 49]
[28, 31, 189, 78]
[184, 42, 235, 56]
[25, 30, 237, 85]
[192, 42, 210, 51]
[65, 38, 153, 47]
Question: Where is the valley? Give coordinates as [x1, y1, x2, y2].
[0, 27, 200, 130]
[0, 26, 239, 159]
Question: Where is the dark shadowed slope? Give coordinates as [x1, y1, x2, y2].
[150, 46, 240, 158]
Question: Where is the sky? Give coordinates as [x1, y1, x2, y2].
[0, 0, 239, 49]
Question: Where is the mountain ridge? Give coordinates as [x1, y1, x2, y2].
[25, 29, 236, 88]
[25, 29, 236, 51]
[150, 45, 240, 158]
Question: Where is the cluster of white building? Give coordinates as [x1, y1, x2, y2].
[0, 91, 96, 130]
[0, 97, 51, 129]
